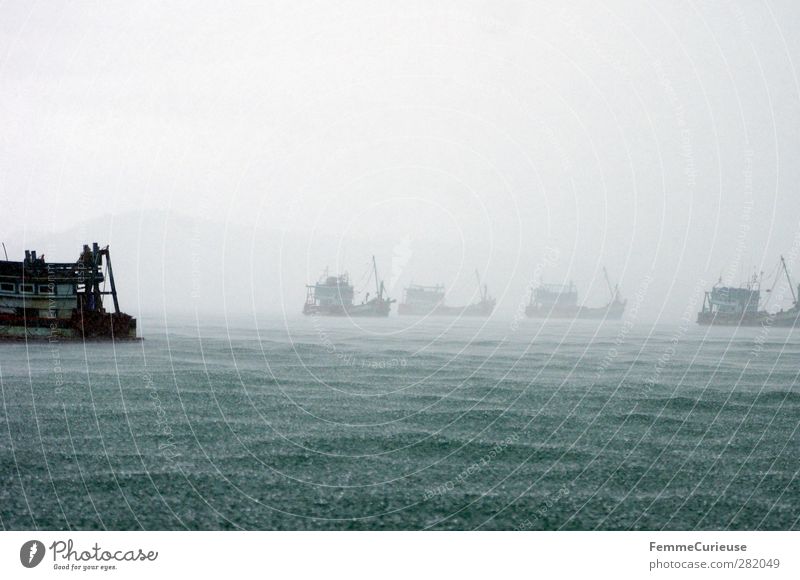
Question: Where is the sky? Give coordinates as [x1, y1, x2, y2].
[1, 0, 800, 320]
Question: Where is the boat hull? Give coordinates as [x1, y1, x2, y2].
[525, 303, 625, 320]
[398, 301, 495, 317]
[0, 312, 139, 341]
[696, 309, 800, 327]
[0, 243, 138, 341]
[303, 299, 393, 317]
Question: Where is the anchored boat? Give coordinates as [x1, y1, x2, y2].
[526, 267, 626, 320]
[697, 256, 800, 327]
[398, 270, 495, 317]
[303, 256, 394, 317]
[0, 243, 138, 340]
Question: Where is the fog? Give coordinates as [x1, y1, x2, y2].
[2, 1, 800, 322]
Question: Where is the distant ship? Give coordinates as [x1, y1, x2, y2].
[303, 256, 395, 317]
[0, 243, 138, 340]
[697, 256, 800, 327]
[525, 267, 626, 320]
[398, 270, 496, 317]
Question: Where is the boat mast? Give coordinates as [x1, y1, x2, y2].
[101, 245, 121, 314]
[372, 255, 382, 300]
[474, 269, 486, 301]
[780, 255, 797, 305]
[603, 267, 616, 301]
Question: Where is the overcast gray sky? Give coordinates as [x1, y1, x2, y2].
[1, 1, 800, 318]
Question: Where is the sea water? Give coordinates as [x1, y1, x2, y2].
[0, 315, 797, 530]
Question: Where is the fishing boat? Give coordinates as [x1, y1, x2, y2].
[398, 270, 495, 317]
[697, 256, 800, 327]
[303, 256, 394, 317]
[0, 243, 138, 340]
[525, 267, 626, 320]
[397, 283, 444, 316]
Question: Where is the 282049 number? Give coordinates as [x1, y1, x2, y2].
[736, 558, 780, 569]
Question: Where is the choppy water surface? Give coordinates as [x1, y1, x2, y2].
[1, 315, 798, 530]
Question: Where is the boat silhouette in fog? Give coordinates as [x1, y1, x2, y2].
[525, 267, 626, 320]
[398, 270, 495, 317]
[697, 256, 800, 327]
[303, 256, 394, 317]
[0, 242, 138, 340]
